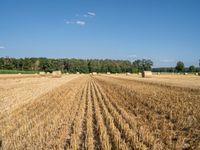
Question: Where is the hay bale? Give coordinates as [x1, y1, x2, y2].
[92, 72, 97, 75]
[126, 72, 131, 76]
[107, 72, 111, 75]
[52, 71, 62, 78]
[184, 73, 188, 75]
[142, 71, 152, 78]
[157, 72, 161, 75]
[138, 72, 142, 75]
[39, 72, 46, 76]
[76, 72, 80, 74]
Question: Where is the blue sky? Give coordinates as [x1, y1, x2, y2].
[0, 0, 200, 67]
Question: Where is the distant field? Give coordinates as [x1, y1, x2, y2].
[107, 73, 200, 89]
[0, 74, 200, 149]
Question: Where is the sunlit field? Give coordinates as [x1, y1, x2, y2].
[0, 74, 200, 149]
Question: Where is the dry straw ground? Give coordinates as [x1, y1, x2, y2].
[0, 74, 200, 149]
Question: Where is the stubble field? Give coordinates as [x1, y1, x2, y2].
[0, 74, 200, 150]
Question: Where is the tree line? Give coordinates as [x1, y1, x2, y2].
[153, 61, 200, 73]
[0, 57, 153, 73]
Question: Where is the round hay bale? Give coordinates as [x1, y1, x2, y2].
[142, 71, 152, 78]
[52, 71, 62, 78]
[92, 72, 97, 75]
[39, 72, 46, 77]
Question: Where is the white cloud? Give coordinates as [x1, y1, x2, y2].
[65, 20, 74, 24]
[159, 59, 174, 63]
[65, 11, 95, 26]
[0, 46, 5, 49]
[76, 20, 85, 26]
[65, 20, 85, 26]
[87, 12, 96, 16]
[83, 12, 96, 18]
[128, 54, 138, 58]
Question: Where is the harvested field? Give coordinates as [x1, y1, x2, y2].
[0, 74, 200, 149]
[107, 73, 200, 89]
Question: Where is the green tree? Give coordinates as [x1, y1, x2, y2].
[88, 60, 101, 73]
[3, 57, 15, 69]
[0, 57, 154, 74]
[33, 59, 40, 71]
[175, 61, 185, 72]
[133, 59, 153, 71]
[188, 65, 196, 72]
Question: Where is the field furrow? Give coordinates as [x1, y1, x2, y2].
[94, 75, 200, 149]
[91, 82, 112, 150]
[64, 81, 88, 150]
[84, 82, 95, 149]
[92, 81, 129, 150]
[0, 76, 87, 149]
[1, 74, 199, 149]
[94, 78, 170, 149]
[93, 79, 153, 150]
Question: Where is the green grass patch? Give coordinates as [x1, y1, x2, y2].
[0, 70, 39, 74]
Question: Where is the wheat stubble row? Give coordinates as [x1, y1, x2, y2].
[1, 75, 199, 149]
[0, 75, 86, 149]
[0, 75, 79, 116]
[93, 75, 200, 149]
